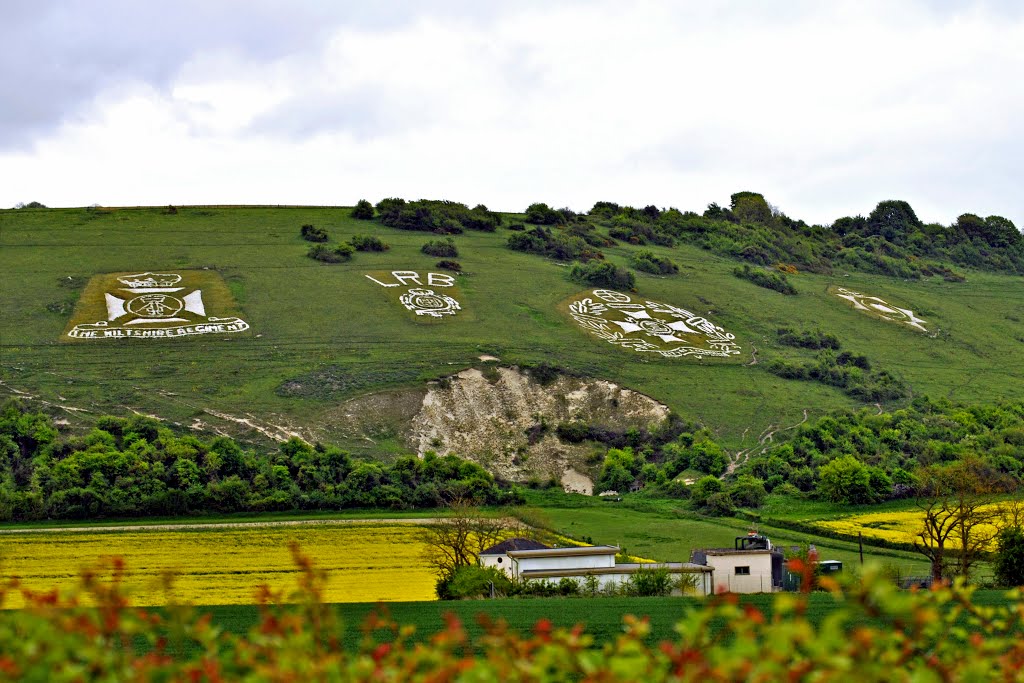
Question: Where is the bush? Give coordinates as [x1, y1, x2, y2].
[435, 260, 462, 272]
[421, 238, 458, 257]
[777, 328, 840, 350]
[300, 224, 329, 242]
[630, 250, 679, 275]
[728, 475, 767, 508]
[446, 565, 512, 599]
[524, 202, 566, 225]
[568, 261, 635, 290]
[691, 476, 723, 506]
[733, 264, 797, 294]
[307, 243, 353, 263]
[350, 234, 389, 251]
[623, 566, 673, 597]
[994, 526, 1024, 587]
[703, 491, 737, 516]
[351, 199, 374, 219]
[6, 559, 1024, 679]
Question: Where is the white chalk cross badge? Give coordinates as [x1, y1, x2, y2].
[568, 289, 740, 359]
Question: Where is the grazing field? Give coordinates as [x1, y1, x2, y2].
[3, 206, 1024, 453]
[523, 493, 933, 575]
[0, 523, 436, 608]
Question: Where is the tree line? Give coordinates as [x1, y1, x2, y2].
[0, 401, 522, 521]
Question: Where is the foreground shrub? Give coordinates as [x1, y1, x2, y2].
[3, 552, 1024, 681]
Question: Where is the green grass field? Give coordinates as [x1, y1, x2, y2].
[3, 205, 1023, 454]
[521, 490, 933, 575]
[163, 587, 1017, 656]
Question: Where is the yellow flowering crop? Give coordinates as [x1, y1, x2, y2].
[0, 524, 437, 609]
[816, 504, 1009, 549]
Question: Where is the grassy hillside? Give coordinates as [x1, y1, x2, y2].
[2, 204, 1023, 456]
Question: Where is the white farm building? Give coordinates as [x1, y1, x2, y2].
[480, 539, 714, 596]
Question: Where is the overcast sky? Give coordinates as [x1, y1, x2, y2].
[1, 0, 1022, 227]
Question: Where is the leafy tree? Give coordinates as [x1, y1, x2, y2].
[422, 497, 517, 597]
[524, 202, 566, 225]
[914, 458, 1008, 582]
[730, 191, 773, 224]
[729, 475, 767, 508]
[994, 525, 1024, 587]
[817, 455, 873, 504]
[691, 476, 723, 507]
[690, 440, 727, 476]
[866, 200, 921, 243]
[351, 199, 374, 219]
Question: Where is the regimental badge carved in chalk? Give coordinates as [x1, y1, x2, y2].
[65, 271, 250, 340]
[830, 286, 929, 333]
[567, 289, 741, 359]
[365, 270, 464, 319]
[400, 288, 461, 317]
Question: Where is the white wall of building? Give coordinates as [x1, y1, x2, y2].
[513, 552, 615, 576]
[705, 551, 775, 593]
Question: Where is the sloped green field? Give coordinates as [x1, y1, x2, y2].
[2, 205, 1022, 454]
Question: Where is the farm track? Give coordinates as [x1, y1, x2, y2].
[0, 517, 457, 535]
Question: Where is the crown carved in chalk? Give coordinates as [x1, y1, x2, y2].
[118, 272, 182, 288]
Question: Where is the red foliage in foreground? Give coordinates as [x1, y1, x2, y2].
[2, 543, 1024, 681]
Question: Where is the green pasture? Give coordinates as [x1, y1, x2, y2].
[522, 491, 932, 576]
[2, 205, 1023, 453]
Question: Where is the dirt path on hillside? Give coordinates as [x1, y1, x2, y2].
[0, 517, 462, 535]
[726, 409, 809, 475]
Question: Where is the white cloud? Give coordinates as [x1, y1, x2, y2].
[1, 1, 1022, 227]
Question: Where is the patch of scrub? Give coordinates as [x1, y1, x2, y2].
[408, 366, 669, 485]
[565, 289, 740, 359]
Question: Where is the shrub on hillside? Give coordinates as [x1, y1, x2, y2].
[300, 224, 329, 242]
[568, 261, 635, 290]
[524, 202, 567, 225]
[351, 234, 389, 251]
[733, 264, 797, 294]
[507, 226, 604, 262]
[435, 260, 461, 272]
[307, 242, 353, 262]
[777, 327, 840, 350]
[374, 198, 498, 234]
[421, 238, 458, 257]
[351, 199, 374, 219]
[630, 250, 679, 275]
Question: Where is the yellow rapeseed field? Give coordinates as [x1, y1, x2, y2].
[816, 504, 1008, 549]
[0, 524, 437, 609]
